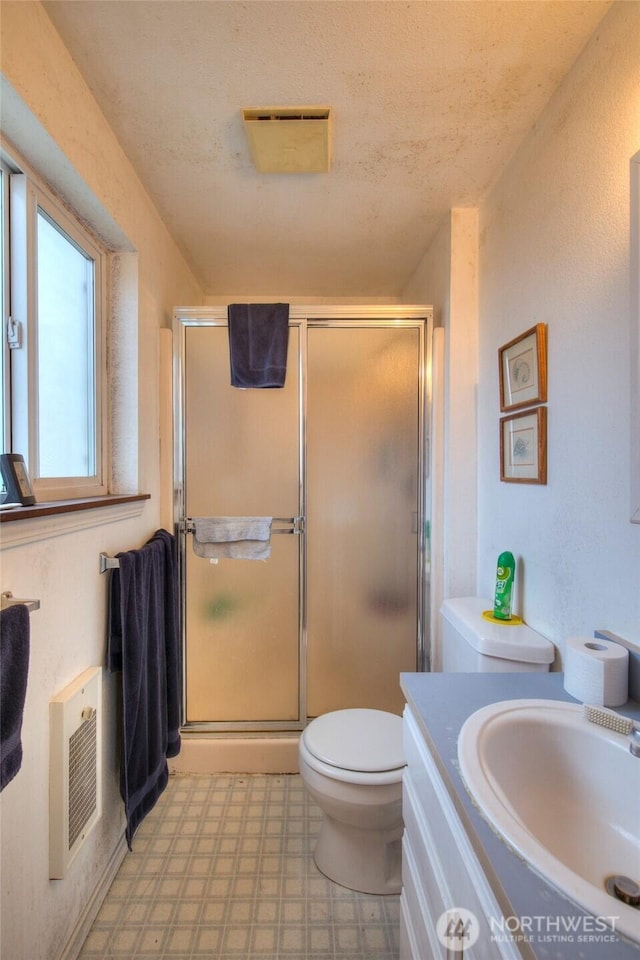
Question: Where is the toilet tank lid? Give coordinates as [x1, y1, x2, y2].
[441, 597, 555, 664]
[302, 709, 405, 772]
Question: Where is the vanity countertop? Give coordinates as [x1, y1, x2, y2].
[400, 671, 640, 959]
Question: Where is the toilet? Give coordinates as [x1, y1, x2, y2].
[298, 708, 405, 894]
[299, 599, 554, 895]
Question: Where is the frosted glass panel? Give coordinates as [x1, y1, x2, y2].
[306, 327, 420, 716]
[185, 538, 299, 722]
[184, 325, 300, 723]
[185, 326, 299, 516]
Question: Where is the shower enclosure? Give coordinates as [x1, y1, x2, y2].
[174, 306, 432, 733]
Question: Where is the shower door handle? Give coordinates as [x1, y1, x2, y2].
[273, 516, 305, 535]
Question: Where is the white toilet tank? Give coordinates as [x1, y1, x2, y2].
[440, 597, 554, 672]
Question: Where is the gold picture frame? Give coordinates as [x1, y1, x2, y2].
[499, 323, 547, 412]
[500, 407, 547, 484]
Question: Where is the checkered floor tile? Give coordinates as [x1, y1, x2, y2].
[79, 774, 400, 959]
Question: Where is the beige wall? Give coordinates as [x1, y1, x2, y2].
[0, 5, 202, 960]
[404, 1, 640, 658]
[476, 0, 640, 653]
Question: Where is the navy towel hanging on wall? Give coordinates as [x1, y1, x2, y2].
[107, 529, 181, 848]
[0, 604, 30, 792]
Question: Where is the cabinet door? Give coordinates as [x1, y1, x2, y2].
[402, 707, 523, 960]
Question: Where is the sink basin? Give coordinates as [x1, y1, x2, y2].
[458, 699, 640, 943]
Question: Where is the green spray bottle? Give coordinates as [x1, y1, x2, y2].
[493, 551, 515, 620]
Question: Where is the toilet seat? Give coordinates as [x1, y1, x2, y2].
[302, 708, 404, 773]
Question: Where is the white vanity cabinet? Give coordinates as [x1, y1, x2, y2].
[399, 705, 523, 960]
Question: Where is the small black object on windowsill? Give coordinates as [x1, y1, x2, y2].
[0, 454, 36, 506]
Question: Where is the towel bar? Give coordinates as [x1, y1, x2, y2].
[101, 517, 305, 572]
[1, 590, 40, 612]
[99, 553, 120, 573]
[183, 517, 304, 535]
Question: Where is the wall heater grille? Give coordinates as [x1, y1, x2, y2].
[50, 667, 102, 879]
[68, 709, 98, 848]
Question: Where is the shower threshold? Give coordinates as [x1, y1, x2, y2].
[169, 734, 300, 775]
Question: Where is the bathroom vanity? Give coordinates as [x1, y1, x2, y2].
[399, 672, 640, 959]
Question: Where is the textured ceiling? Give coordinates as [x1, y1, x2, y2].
[43, 0, 611, 298]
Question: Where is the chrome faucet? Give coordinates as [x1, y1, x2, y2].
[629, 724, 640, 758]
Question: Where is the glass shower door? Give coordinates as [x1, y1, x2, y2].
[306, 325, 422, 716]
[182, 324, 302, 725]
[178, 315, 426, 728]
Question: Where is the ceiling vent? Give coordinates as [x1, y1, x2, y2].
[242, 106, 331, 174]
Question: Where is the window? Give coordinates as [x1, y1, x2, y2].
[0, 163, 9, 455]
[1, 151, 107, 501]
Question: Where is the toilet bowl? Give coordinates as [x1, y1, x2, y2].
[298, 708, 405, 895]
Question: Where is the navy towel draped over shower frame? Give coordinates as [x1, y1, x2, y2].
[227, 302, 289, 388]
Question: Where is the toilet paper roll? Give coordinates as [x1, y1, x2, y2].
[563, 636, 629, 707]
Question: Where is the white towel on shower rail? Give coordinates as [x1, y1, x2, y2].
[191, 517, 272, 561]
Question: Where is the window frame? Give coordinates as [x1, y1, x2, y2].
[0, 160, 11, 454]
[4, 156, 109, 501]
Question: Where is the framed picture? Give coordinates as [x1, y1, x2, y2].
[0, 453, 36, 505]
[500, 407, 547, 484]
[499, 323, 547, 412]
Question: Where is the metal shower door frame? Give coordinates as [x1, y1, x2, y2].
[173, 305, 433, 734]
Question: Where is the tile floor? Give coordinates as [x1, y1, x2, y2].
[79, 773, 400, 959]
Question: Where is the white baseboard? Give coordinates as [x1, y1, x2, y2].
[58, 834, 128, 960]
